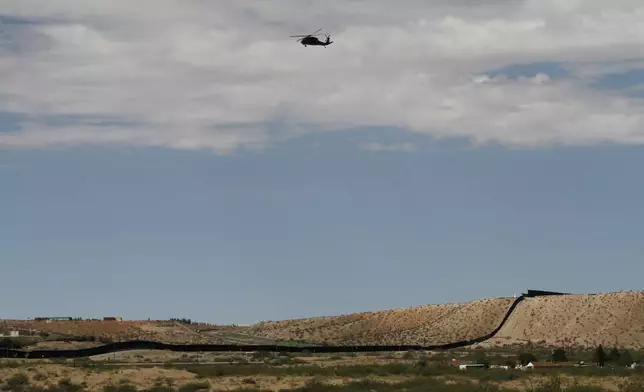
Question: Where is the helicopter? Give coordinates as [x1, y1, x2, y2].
[290, 28, 333, 47]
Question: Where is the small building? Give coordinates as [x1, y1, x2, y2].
[524, 362, 550, 369]
[103, 317, 122, 321]
[490, 364, 509, 370]
[459, 363, 486, 371]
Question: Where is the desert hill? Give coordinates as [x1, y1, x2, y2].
[247, 291, 644, 349]
[0, 319, 296, 350]
[247, 297, 515, 346]
[0, 320, 231, 347]
[480, 292, 644, 349]
[3, 291, 644, 350]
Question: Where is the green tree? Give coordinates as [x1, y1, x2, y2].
[551, 348, 568, 362]
[617, 350, 634, 367]
[518, 352, 537, 365]
[594, 345, 607, 367]
[607, 347, 621, 363]
[472, 349, 491, 368]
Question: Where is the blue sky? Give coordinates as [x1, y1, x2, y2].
[3, 131, 644, 324]
[2, 1, 644, 324]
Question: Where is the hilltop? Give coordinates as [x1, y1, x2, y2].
[3, 291, 644, 350]
[480, 291, 644, 349]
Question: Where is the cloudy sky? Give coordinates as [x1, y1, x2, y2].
[2, 1, 644, 323]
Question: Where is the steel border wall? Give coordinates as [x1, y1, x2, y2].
[3, 290, 567, 359]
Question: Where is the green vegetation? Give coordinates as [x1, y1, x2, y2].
[169, 319, 193, 325]
[0, 345, 642, 392]
[552, 348, 568, 362]
[1, 373, 29, 391]
[0, 360, 643, 392]
[594, 345, 607, 367]
[177, 381, 210, 392]
[0, 337, 39, 349]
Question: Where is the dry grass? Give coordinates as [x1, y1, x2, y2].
[0, 364, 197, 391]
[0, 361, 639, 392]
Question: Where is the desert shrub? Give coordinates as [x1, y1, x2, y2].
[0, 361, 24, 369]
[2, 373, 29, 391]
[518, 352, 538, 365]
[103, 384, 137, 392]
[180, 361, 461, 379]
[145, 387, 175, 392]
[153, 377, 175, 387]
[476, 369, 521, 382]
[286, 378, 506, 392]
[566, 387, 604, 392]
[32, 373, 46, 381]
[0, 338, 32, 349]
[178, 381, 210, 392]
[526, 376, 606, 392]
[619, 376, 644, 392]
[48, 378, 85, 392]
[559, 366, 632, 378]
[251, 351, 273, 362]
[527, 376, 565, 392]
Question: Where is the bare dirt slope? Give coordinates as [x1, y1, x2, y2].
[247, 297, 516, 346]
[483, 292, 644, 349]
[248, 291, 644, 348]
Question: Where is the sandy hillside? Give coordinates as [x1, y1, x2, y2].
[247, 297, 516, 345]
[486, 292, 644, 349]
[248, 291, 644, 348]
[5, 291, 644, 350]
[2, 320, 227, 345]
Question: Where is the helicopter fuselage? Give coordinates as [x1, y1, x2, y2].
[300, 36, 332, 47]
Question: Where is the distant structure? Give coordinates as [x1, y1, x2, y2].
[0, 331, 19, 337]
[103, 317, 122, 322]
[523, 289, 569, 297]
[35, 317, 73, 321]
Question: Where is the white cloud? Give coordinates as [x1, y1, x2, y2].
[1, 0, 644, 152]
